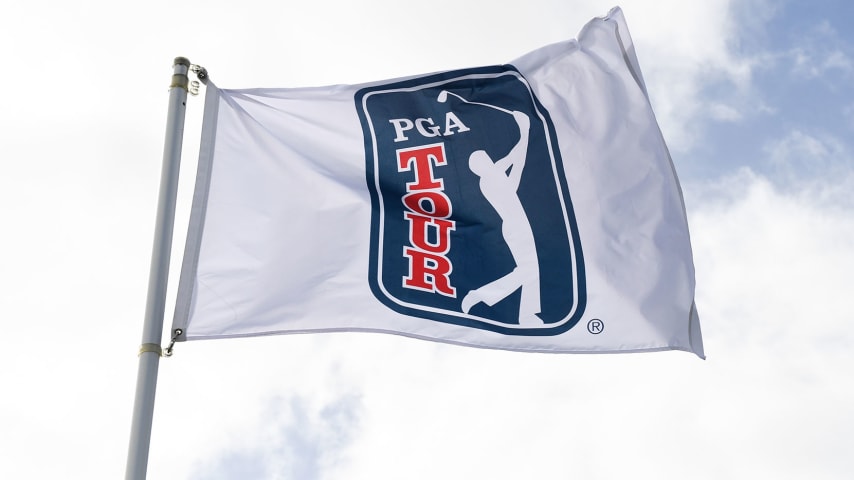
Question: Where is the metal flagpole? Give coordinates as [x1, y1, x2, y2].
[125, 57, 191, 480]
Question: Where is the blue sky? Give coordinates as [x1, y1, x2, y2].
[1, 1, 852, 479]
[682, 0, 854, 184]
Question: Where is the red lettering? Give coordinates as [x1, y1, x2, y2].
[396, 143, 455, 297]
[403, 247, 456, 296]
[405, 212, 455, 254]
[397, 144, 446, 191]
[402, 191, 452, 218]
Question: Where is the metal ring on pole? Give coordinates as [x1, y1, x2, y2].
[138, 343, 163, 357]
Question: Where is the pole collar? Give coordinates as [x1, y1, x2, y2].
[138, 343, 163, 357]
[171, 57, 191, 90]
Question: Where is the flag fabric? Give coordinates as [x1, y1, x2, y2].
[172, 7, 704, 358]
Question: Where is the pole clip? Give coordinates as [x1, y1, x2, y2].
[164, 329, 183, 357]
[188, 64, 209, 95]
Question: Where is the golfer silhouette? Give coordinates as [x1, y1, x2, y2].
[437, 91, 542, 327]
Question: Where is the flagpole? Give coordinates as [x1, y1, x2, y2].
[126, 57, 191, 480]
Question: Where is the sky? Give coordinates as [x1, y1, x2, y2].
[1, 0, 853, 478]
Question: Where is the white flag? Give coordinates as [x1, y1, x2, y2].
[172, 7, 704, 358]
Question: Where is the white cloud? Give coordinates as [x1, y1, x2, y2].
[823, 50, 854, 73]
[791, 47, 854, 79]
[687, 170, 854, 345]
[709, 103, 744, 122]
[762, 129, 854, 193]
[614, 0, 762, 150]
[786, 20, 854, 81]
[765, 130, 837, 162]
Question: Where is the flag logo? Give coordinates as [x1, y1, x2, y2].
[356, 66, 586, 335]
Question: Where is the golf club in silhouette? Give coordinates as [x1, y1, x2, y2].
[438, 90, 543, 327]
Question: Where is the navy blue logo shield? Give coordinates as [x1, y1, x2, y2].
[356, 66, 586, 335]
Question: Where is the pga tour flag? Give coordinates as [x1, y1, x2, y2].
[172, 7, 704, 357]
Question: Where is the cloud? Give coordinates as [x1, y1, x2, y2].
[708, 103, 744, 122]
[187, 394, 362, 480]
[761, 129, 854, 195]
[790, 47, 853, 79]
[614, 0, 762, 150]
[788, 20, 854, 80]
[673, 171, 854, 477]
[687, 169, 854, 344]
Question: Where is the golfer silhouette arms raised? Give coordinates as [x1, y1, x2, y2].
[461, 111, 542, 326]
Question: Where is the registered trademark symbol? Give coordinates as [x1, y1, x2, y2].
[587, 318, 604, 334]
